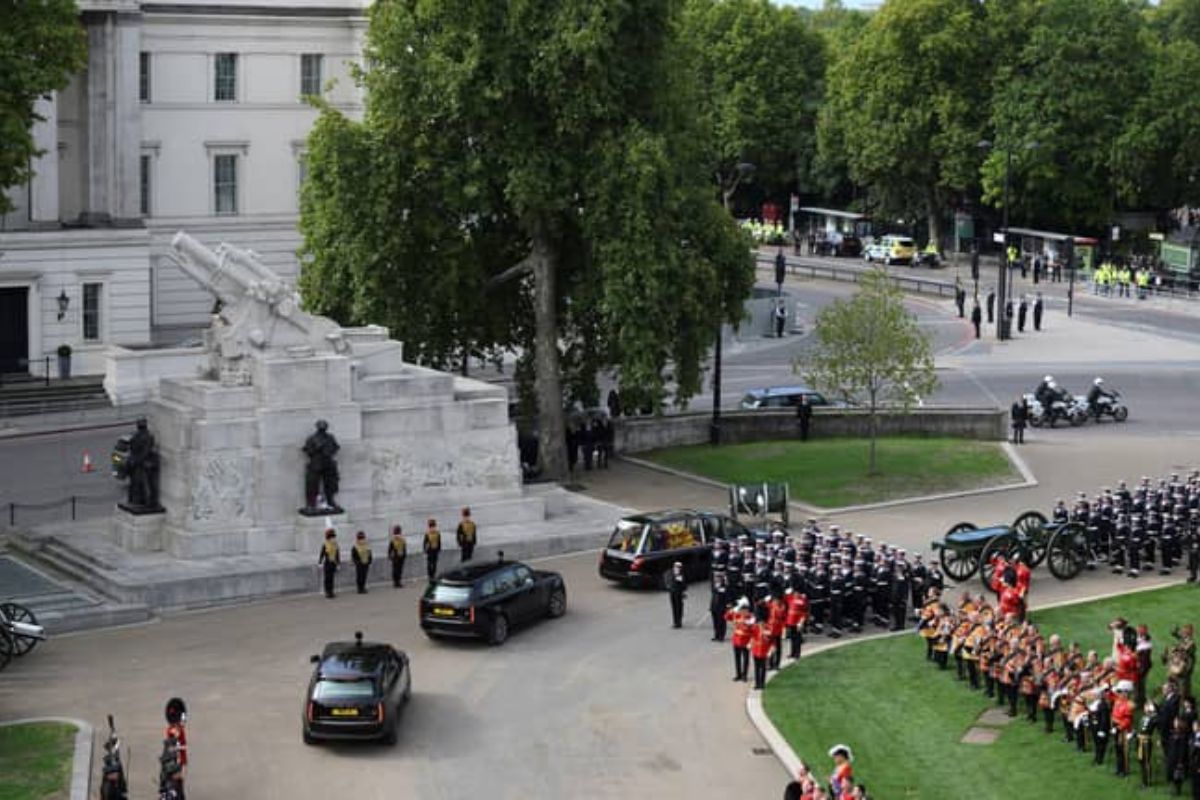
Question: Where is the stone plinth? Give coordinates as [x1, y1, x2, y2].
[111, 509, 165, 552]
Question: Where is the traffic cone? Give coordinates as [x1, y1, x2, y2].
[82, 450, 94, 473]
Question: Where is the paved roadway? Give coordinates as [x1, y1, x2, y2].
[0, 551, 785, 800]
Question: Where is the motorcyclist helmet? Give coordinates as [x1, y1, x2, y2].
[1048, 380, 1057, 388]
[1044, 375, 1053, 383]
[1094, 377, 1103, 386]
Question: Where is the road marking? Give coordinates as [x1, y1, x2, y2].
[960, 368, 1002, 407]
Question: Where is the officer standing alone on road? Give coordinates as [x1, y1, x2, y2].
[775, 247, 787, 295]
[1033, 292, 1044, 331]
[971, 300, 982, 339]
[667, 562, 687, 629]
[423, 519, 442, 579]
[387, 525, 406, 587]
[456, 507, 477, 562]
[318, 528, 339, 599]
[351, 531, 372, 594]
[710, 572, 729, 642]
[987, 287, 995, 324]
[1017, 295, 1028, 333]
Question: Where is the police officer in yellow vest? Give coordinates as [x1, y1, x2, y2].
[423, 519, 442, 579]
[456, 507, 477, 562]
[317, 528, 339, 599]
[386, 525, 407, 588]
[351, 531, 373, 594]
[1137, 269, 1149, 298]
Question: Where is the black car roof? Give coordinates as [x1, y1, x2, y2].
[436, 560, 527, 584]
[621, 509, 718, 524]
[317, 641, 394, 678]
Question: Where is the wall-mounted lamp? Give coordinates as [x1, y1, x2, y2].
[56, 289, 70, 321]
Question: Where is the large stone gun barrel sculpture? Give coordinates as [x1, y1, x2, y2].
[169, 231, 346, 384]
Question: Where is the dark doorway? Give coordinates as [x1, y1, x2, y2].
[0, 287, 30, 375]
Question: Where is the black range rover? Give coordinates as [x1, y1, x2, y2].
[420, 558, 567, 645]
[302, 632, 411, 746]
[598, 509, 749, 588]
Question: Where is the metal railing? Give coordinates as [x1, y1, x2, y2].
[755, 254, 957, 299]
[0, 357, 54, 389]
[3, 490, 121, 527]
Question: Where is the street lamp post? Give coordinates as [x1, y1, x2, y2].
[712, 161, 755, 445]
[1000, 146, 1012, 341]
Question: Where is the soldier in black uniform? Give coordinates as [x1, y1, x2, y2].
[1092, 690, 1112, 765]
[827, 566, 846, 639]
[1127, 514, 1144, 577]
[889, 562, 909, 631]
[386, 525, 407, 587]
[850, 563, 869, 633]
[318, 529, 339, 599]
[807, 567, 828, 634]
[667, 562, 687, 629]
[423, 519, 442, 579]
[909, 555, 928, 617]
[1161, 512, 1179, 575]
[1187, 510, 1200, 582]
[872, 558, 891, 627]
[709, 571, 729, 642]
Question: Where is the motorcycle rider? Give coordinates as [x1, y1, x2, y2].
[1035, 375, 1056, 408]
[1087, 377, 1117, 417]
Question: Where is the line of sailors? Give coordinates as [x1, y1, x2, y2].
[708, 522, 945, 689]
[920, 592, 1200, 790]
[1050, 471, 1200, 579]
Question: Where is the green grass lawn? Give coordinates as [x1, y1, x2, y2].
[764, 585, 1200, 800]
[0, 722, 75, 800]
[643, 437, 1018, 508]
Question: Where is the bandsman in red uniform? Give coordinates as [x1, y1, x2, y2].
[726, 598, 752, 682]
[828, 744, 854, 797]
[164, 696, 188, 793]
[750, 615, 773, 689]
[784, 588, 808, 660]
[1112, 680, 1135, 776]
[767, 593, 787, 670]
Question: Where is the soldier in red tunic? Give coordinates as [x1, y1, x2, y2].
[1112, 680, 1135, 777]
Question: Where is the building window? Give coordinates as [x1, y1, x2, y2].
[214, 154, 238, 215]
[139, 52, 151, 103]
[214, 53, 237, 102]
[139, 154, 151, 215]
[300, 54, 323, 97]
[82, 283, 102, 342]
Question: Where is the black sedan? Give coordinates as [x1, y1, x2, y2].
[302, 632, 411, 745]
[420, 558, 566, 645]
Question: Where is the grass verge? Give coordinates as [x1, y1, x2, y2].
[0, 721, 76, 800]
[764, 584, 1199, 799]
[642, 437, 1018, 508]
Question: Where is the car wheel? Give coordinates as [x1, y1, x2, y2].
[488, 613, 509, 646]
[303, 728, 317, 746]
[547, 588, 567, 618]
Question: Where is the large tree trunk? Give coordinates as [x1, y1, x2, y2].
[926, 188, 942, 251]
[867, 391, 879, 475]
[531, 224, 567, 482]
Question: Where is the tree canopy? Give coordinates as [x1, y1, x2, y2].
[0, 1, 86, 214]
[800, 268, 937, 473]
[300, 0, 753, 480]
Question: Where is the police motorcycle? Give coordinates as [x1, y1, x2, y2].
[1028, 377, 1087, 428]
[100, 715, 129, 800]
[1086, 378, 1129, 423]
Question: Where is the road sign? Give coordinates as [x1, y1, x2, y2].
[992, 232, 1005, 244]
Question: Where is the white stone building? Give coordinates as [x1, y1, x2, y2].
[0, 0, 366, 378]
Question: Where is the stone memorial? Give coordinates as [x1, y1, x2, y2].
[110, 231, 543, 558]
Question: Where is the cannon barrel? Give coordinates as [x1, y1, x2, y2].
[170, 231, 283, 305]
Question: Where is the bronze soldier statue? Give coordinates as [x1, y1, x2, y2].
[301, 420, 342, 514]
[115, 418, 163, 513]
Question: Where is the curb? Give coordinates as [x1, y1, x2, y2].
[620, 442, 1037, 517]
[0, 716, 93, 800]
[745, 578, 1189, 781]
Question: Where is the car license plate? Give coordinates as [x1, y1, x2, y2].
[331, 708, 358, 717]
[433, 607, 455, 617]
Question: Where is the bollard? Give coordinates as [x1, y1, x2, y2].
[71, 496, 77, 521]
[8, 503, 14, 527]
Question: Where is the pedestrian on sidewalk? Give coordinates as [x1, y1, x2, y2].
[774, 247, 787, 296]
[387, 525, 406, 587]
[667, 562, 687, 629]
[423, 519, 442, 579]
[1011, 397, 1028, 444]
[1034, 255, 1042, 284]
[1033, 293, 1044, 331]
[987, 287, 995, 324]
[318, 528, 340, 599]
[1017, 296, 1028, 333]
[351, 531, 372, 594]
[773, 298, 787, 338]
[955, 279, 966, 318]
[971, 300, 982, 339]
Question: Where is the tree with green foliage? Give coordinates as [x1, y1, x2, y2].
[0, 1, 86, 214]
[300, 0, 754, 482]
[800, 268, 937, 474]
[681, 0, 826, 210]
[981, 0, 1150, 230]
[818, 0, 990, 246]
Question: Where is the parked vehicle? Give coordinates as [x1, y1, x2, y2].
[599, 510, 751, 588]
[420, 559, 566, 645]
[0, 602, 45, 672]
[863, 235, 917, 266]
[824, 232, 863, 258]
[303, 631, 411, 745]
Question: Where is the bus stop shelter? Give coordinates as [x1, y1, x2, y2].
[1003, 227, 1098, 316]
[797, 207, 871, 239]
